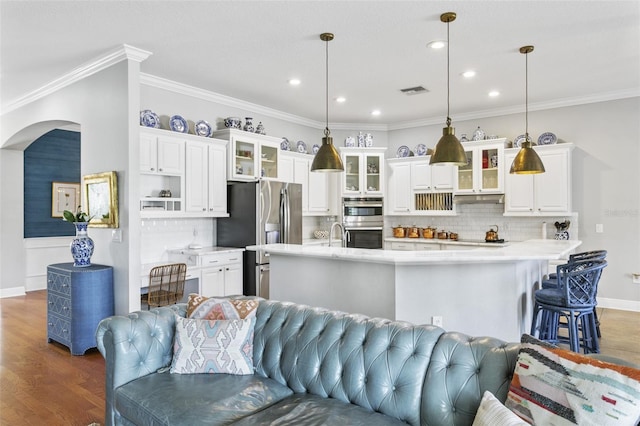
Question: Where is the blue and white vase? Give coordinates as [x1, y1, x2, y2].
[554, 231, 569, 240]
[71, 222, 94, 267]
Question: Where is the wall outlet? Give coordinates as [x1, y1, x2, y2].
[431, 316, 443, 327]
[633, 273, 640, 284]
[595, 224, 604, 233]
[111, 229, 122, 243]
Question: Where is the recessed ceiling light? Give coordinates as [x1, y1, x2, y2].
[371, 110, 381, 116]
[288, 79, 301, 86]
[489, 90, 500, 97]
[462, 70, 476, 78]
[335, 96, 346, 103]
[427, 40, 446, 49]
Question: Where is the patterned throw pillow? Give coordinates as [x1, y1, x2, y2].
[187, 293, 258, 320]
[170, 315, 255, 375]
[505, 334, 640, 425]
[472, 391, 529, 426]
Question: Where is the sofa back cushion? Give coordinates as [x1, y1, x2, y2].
[421, 332, 520, 426]
[253, 300, 445, 426]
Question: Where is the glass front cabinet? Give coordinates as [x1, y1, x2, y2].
[340, 147, 386, 196]
[455, 139, 506, 194]
[213, 129, 281, 181]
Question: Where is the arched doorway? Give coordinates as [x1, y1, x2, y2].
[0, 120, 80, 297]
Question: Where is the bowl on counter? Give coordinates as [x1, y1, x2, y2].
[408, 226, 420, 238]
[449, 232, 459, 241]
[422, 227, 436, 239]
[437, 230, 448, 239]
[313, 230, 329, 239]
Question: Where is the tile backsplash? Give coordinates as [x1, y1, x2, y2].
[385, 204, 579, 242]
[141, 218, 216, 264]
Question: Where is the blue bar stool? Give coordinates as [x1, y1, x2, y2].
[531, 259, 607, 353]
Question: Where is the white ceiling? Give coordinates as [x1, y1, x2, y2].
[2, 1, 639, 127]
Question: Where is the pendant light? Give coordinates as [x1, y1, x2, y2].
[510, 46, 545, 174]
[311, 32, 344, 172]
[430, 12, 467, 166]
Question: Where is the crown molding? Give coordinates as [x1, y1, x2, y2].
[388, 88, 640, 131]
[3, 45, 152, 115]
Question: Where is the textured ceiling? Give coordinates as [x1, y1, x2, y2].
[1, 1, 639, 126]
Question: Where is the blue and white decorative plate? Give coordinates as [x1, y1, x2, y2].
[194, 120, 212, 137]
[514, 134, 528, 148]
[312, 144, 320, 154]
[296, 140, 307, 154]
[169, 115, 188, 133]
[537, 132, 557, 145]
[345, 136, 356, 147]
[280, 137, 290, 151]
[414, 143, 427, 156]
[397, 145, 410, 158]
[140, 110, 160, 128]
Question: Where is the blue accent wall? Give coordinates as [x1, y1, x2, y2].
[24, 129, 81, 238]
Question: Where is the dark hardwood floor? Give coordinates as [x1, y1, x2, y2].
[1, 290, 638, 425]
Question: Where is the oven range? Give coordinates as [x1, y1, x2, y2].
[342, 197, 383, 249]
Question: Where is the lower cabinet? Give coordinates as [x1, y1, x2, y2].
[47, 263, 114, 355]
[199, 253, 243, 297]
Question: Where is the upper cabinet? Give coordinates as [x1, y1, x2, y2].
[387, 156, 455, 215]
[212, 129, 281, 181]
[280, 151, 337, 216]
[504, 143, 574, 216]
[340, 147, 386, 197]
[139, 128, 228, 218]
[455, 139, 506, 194]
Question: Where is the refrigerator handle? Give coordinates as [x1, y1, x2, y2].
[280, 188, 288, 243]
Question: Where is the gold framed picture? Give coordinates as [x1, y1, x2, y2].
[51, 182, 80, 218]
[83, 171, 119, 228]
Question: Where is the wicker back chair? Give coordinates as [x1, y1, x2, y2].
[147, 263, 187, 308]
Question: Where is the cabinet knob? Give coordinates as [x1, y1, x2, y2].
[48, 280, 52, 284]
[48, 322, 53, 326]
[219, 268, 223, 272]
[225, 268, 229, 271]
[62, 284, 68, 287]
[150, 168, 155, 171]
[48, 301, 53, 305]
[202, 208, 206, 211]
[158, 168, 163, 172]
[63, 307, 68, 311]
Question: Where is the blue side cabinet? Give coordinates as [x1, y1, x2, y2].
[47, 263, 114, 355]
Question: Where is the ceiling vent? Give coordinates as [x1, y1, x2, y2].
[400, 86, 429, 95]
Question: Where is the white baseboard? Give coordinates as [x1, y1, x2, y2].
[598, 297, 640, 312]
[0, 286, 26, 298]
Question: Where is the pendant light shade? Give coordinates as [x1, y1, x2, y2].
[510, 45, 545, 174]
[311, 32, 344, 173]
[430, 12, 467, 167]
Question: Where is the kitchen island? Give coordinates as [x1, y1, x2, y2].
[249, 239, 581, 341]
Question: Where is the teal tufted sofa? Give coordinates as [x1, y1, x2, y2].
[96, 299, 519, 426]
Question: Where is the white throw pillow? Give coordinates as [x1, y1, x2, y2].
[473, 391, 529, 426]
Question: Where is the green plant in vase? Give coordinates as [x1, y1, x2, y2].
[63, 207, 95, 267]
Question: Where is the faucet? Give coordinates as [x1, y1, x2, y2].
[329, 222, 346, 247]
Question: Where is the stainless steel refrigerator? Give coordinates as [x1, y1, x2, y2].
[217, 180, 302, 298]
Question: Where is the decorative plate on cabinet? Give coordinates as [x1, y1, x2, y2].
[194, 120, 212, 137]
[345, 136, 356, 147]
[396, 145, 410, 158]
[280, 137, 290, 151]
[169, 115, 188, 133]
[514, 134, 528, 148]
[296, 140, 307, 154]
[312, 144, 320, 154]
[140, 110, 160, 128]
[414, 143, 427, 156]
[537, 132, 557, 145]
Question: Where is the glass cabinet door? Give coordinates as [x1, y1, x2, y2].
[234, 140, 256, 178]
[344, 154, 361, 193]
[457, 150, 474, 192]
[480, 146, 500, 191]
[260, 143, 278, 179]
[364, 154, 381, 193]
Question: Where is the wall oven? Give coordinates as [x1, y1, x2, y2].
[342, 197, 383, 249]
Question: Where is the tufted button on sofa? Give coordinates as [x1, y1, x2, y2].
[96, 299, 519, 426]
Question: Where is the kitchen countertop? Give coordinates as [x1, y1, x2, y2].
[142, 246, 244, 275]
[248, 239, 581, 265]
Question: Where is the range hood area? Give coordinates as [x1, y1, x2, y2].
[453, 194, 504, 204]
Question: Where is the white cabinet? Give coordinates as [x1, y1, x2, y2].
[280, 151, 336, 216]
[387, 157, 455, 215]
[340, 148, 386, 196]
[140, 130, 185, 175]
[139, 129, 186, 217]
[455, 139, 506, 194]
[198, 252, 244, 297]
[504, 143, 574, 216]
[213, 129, 281, 181]
[185, 138, 228, 217]
[387, 161, 412, 214]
